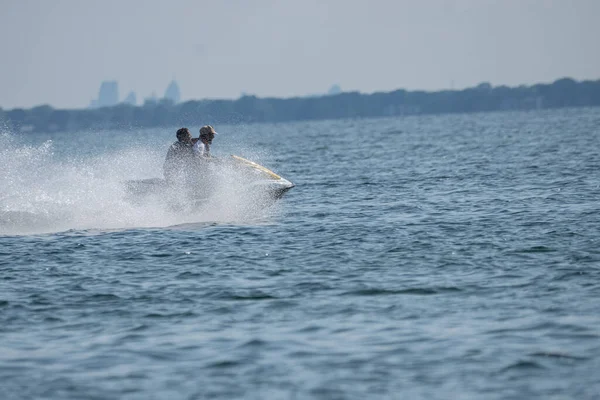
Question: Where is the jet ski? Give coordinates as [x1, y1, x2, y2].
[228, 155, 295, 199]
[124, 155, 294, 208]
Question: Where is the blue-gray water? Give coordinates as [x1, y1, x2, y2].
[1, 108, 600, 399]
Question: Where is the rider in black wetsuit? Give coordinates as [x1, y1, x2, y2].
[163, 128, 195, 183]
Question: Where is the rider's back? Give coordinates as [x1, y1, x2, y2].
[163, 141, 194, 183]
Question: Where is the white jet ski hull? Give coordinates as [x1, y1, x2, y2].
[124, 155, 294, 205]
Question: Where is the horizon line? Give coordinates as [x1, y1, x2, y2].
[3, 75, 600, 112]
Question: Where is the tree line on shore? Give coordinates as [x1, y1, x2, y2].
[2, 77, 599, 133]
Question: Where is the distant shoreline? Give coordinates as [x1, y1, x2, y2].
[2, 77, 599, 133]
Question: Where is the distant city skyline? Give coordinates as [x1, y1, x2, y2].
[89, 81, 119, 108]
[88, 80, 181, 108]
[1, 0, 600, 109]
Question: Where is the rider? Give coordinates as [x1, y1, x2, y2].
[193, 125, 218, 158]
[163, 127, 194, 183]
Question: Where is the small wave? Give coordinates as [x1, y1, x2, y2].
[204, 360, 241, 369]
[293, 281, 333, 292]
[87, 293, 122, 301]
[175, 271, 213, 279]
[148, 252, 175, 258]
[341, 287, 462, 296]
[227, 293, 277, 301]
[295, 325, 324, 333]
[500, 360, 546, 372]
[236, 338, 268, 349]
[209, 290, 277, 301]
[516, 246, 556, 253]
[143, 311, 196, 319]
[529, 351, 588, 360]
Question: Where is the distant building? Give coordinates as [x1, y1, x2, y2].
[476, 82, 492, 91]
[327, 84, 342, 95]
[144, 92, 159, 106]
[164, 80, 181, 104]
[97, 81, 119, 107]
[123, 91, 137, 106]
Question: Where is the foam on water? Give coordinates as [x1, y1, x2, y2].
[0, 133, 277, 235]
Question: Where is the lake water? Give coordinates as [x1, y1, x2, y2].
[1, 108, 600, 399]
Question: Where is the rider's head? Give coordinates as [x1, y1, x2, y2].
[176, 128, 192, 144]
[199, 125, 217, 144]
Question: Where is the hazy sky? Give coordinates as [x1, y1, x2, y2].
[1, 0, 599, 109]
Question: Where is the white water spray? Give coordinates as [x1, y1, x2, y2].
[0, 133, 280, 235]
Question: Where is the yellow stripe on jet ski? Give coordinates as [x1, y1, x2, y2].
[231, 155, 282, 180]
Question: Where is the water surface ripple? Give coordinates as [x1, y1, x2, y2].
[1, 108, 600, 399]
